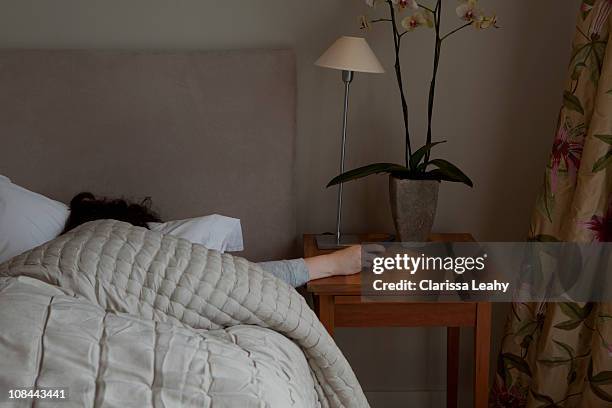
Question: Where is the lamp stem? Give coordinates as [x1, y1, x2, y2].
[336, 70, 354, 245]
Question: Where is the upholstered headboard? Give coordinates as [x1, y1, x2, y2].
[0, 49, 296, 261]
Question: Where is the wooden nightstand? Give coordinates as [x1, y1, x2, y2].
[304, 233, 491, 408]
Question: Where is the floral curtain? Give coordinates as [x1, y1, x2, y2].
[491, 1, 612, 407]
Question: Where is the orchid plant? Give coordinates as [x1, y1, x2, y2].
[328, 0, 497, 188]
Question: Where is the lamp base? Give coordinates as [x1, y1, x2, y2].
[315, 234, 360, 250]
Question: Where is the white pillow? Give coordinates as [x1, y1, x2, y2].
[148, 214, 243, 253]
[0, 176, 70, 263]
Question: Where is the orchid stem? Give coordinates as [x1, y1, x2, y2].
[387, 0, 412, 167]
[441, 22, 473, 41]
[419, 4, 435, 14]
[370, 18, 392, 23]
[424, 0, 442, 164]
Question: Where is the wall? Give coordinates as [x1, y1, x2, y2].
[0, 0, 581, 406]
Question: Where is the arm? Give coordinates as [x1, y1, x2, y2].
[258, 245, 363, 287]
[257, 259, 311, 288]
[304, 245, 362, 280]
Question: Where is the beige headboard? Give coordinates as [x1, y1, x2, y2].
[0, 49, 296, 262]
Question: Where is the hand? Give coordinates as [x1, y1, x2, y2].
[327, 245, 362, 276]
[305, 244, 386, 281]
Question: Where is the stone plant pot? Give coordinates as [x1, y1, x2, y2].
[389, 176, 440, 242]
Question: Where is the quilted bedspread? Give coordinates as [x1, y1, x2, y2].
[0, 220, 368, 407]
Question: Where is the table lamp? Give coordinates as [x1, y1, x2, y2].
[315, 36, 384, 249]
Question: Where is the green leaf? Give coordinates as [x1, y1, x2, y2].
[559, 303, 583, 320]
[570, 123, 587, 139]
[580, 303, 595, 319]
[558, 303, 593, 320]
[563, 91, 585, 114]
[554, 319, 583, 330]
[502, 353, 532, 377]
[515, 320, 537, 337]
[428, 159, 473, 187]
[553, 340, 575, 358]
[590, 383, 612, 402]
[592, 42, 606, 69]
[326, 163, 407, 187]
[593, 150, 612, 172]
[572, 62, 586, 80]
[595, 134, 612, 144]
[538, 357, 572, 366]
[423, 169, 463, 184]
[409, 141, 447, 170]
[585, 358, 612, 402]
[553, 340, 575, 359]
[591, 371, 612, 385]
[422, 169, 444, 180]
[541, 169, 555, 222]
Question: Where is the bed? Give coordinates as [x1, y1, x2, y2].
[0, 49, 368, 407]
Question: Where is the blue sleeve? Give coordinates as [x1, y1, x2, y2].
[257, 258, 310, 288]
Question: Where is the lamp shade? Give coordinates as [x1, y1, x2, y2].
[315, 36, 384, 74]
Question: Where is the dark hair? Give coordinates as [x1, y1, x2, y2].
[63, 192, 162, 233]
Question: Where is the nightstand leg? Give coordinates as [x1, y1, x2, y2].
[318, 295, 335, 337]
[474, 302, 492, 408]
[446, 327, 460, 408]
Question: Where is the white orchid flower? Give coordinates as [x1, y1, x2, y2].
[401, 10, 434, 31]
[474, 15, 498, 30]
[398, 0, 419, 10]
[359, 15, 371, 30]
[366, 0, 418, 9]
[456, 0, 483, 22]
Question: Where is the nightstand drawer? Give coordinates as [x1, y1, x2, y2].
[334, 296, 477, 327]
